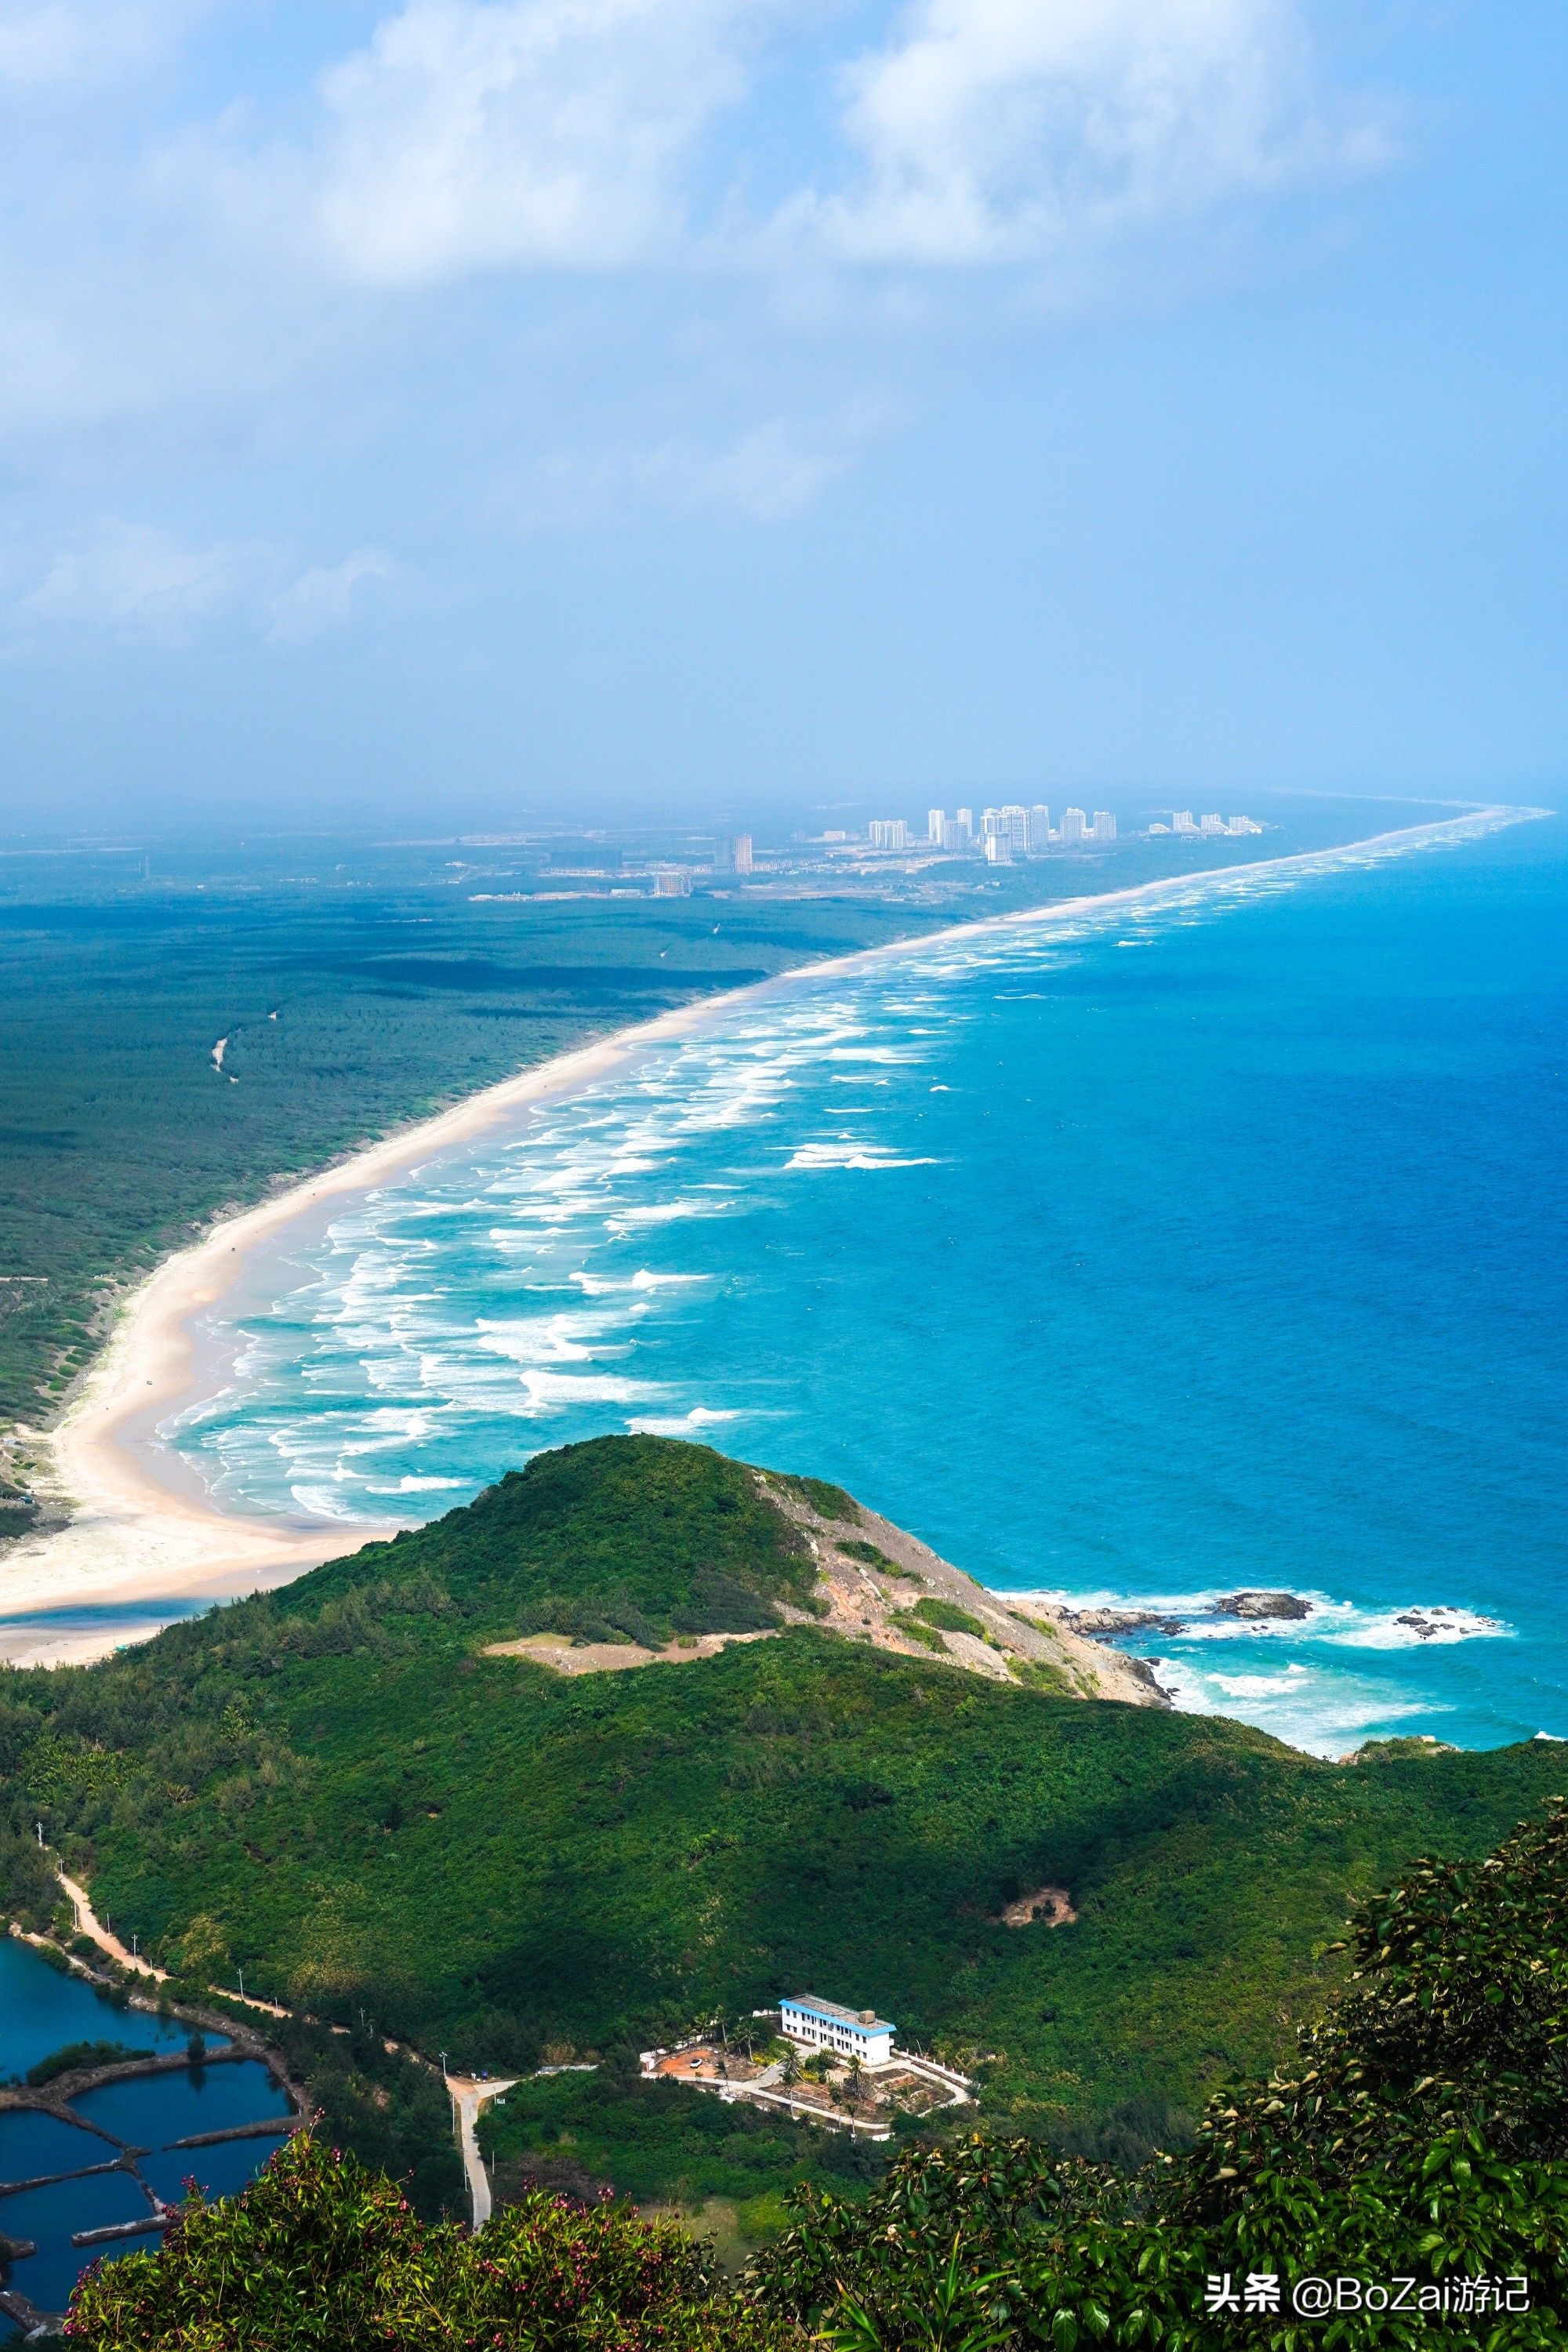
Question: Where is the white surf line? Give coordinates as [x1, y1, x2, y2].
[8, 799, 1546, 1650]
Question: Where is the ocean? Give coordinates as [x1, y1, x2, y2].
[169, 809, 1568, 1759]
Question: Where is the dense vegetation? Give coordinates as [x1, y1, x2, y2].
[64, 1800, 1568, 2347]
[477, 2063, 885, 2240]
[237, 2009, 466, 2219]
[22, 2038, 140, 2086]
[300, 1436, 828, 1644]
[4, 1437, 1566, 2230]
[750, 1797, 1568, 2347]
[63, 2132, 790, 2350]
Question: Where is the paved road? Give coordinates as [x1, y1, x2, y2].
[446, 2076, 518, 2229]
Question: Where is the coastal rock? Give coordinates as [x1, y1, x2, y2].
[1062, 1609, 1186, 1638]
[1212, 1591, 1310, 1622]
[760, 1497, 1171, 1711]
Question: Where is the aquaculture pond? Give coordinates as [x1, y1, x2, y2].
[0, 1938, 290, 2317]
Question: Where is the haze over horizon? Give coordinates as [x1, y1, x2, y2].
[1, 1, 1563, 830]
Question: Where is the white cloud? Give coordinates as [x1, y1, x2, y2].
[510, 405, 887, 526]
[0, 0, 211, 91]
[313, 0, 761, 283]
[285, 0, 1393, 285]
[0, 0, 1400, 607]
[780, 0, 1393, 264]
[17, 522, 397, 643]
[22, 521, 267, 635]
[267, 548, 395, 640]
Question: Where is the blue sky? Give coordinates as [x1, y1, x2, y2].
[0, 0, 1563, 829]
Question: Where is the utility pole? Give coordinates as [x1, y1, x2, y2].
[34, 1823, 42, 1849]
[238, 1966, 245, 2000]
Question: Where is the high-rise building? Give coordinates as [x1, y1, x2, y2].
[984, 833, 1013, 864]
[1171, 811, 1198, 834]
[956, 807, 974, 836]
[712, 837, 735, 874]
[942, 819, 967, 851]
[869, 819, 909, 850]
[927, 808, 946, 844]
[1227, 816, 1261, 835]
[1030, 804, 1051, 849]
[1200, 813, 1225, 836]
[1091, 811, 1116, 843]
[734, 834, 753, 873]
[653, 871, 691, 897]
[1000, 803, 1028, 851]
[1060, 807, 1087, 844]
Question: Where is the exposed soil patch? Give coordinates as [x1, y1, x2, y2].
[996, 1883, 1077, 1928]
[484, 1629, 777, 1675]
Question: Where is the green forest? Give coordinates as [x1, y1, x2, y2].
[64, 1798, 1568, 2348]
[2, 1437, 1563, 2231]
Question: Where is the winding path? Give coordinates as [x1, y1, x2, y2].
[446, 2077, 517, 2230]
[56, 1871, 165, 1981]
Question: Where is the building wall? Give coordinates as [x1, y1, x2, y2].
[779, 2001, 895, 2067]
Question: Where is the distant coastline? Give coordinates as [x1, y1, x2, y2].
[0, 802, 1537, 1667]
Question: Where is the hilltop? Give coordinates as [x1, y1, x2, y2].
[2, 1437, 1563, 2223]
[341, 1436, 1160, 1704]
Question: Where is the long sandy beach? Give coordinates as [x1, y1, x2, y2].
[2, 806, 1530, 1665]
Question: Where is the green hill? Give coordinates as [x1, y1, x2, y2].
[2, 1437, 1562, 2221]
[296, 1432, 836, 1646]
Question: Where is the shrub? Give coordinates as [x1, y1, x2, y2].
[25, 2039, 140, 2087]
[909, 1598, 989, 1640]
[836, 1541, 894, 1570]
[750, 1799, 1568, 2350]
[65, 2133, 793, 2350]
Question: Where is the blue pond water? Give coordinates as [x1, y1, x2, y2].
[171, 809, 1568, 1759]
[74, 2065, 292, 2209]
[0, 1940, 282, 2315]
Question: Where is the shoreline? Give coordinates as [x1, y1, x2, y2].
[2, 802, 1539, 1665]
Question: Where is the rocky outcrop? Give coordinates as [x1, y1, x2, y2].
[1059, 1607, 1187, 1638]
[1214, 1591, 1311, 1621]
[760, 1478, 1169, 1709]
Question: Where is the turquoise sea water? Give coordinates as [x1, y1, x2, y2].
[169, 810, 1567, 1759]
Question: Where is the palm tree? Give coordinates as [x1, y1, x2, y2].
[844, 2053, 865, 2107]
[780, 2044, 800, 2089]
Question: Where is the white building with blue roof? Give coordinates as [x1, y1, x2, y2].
[779, 1994, 895, 2067]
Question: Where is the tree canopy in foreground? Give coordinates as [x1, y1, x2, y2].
[66, 1799, 1568, 2349]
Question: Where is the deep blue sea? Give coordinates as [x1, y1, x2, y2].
[169, 810, 1568, 1759]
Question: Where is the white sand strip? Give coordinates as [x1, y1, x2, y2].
[2, 803, 1539, 1661]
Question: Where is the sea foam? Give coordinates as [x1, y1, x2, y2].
[165, 806, 1566, 1756]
